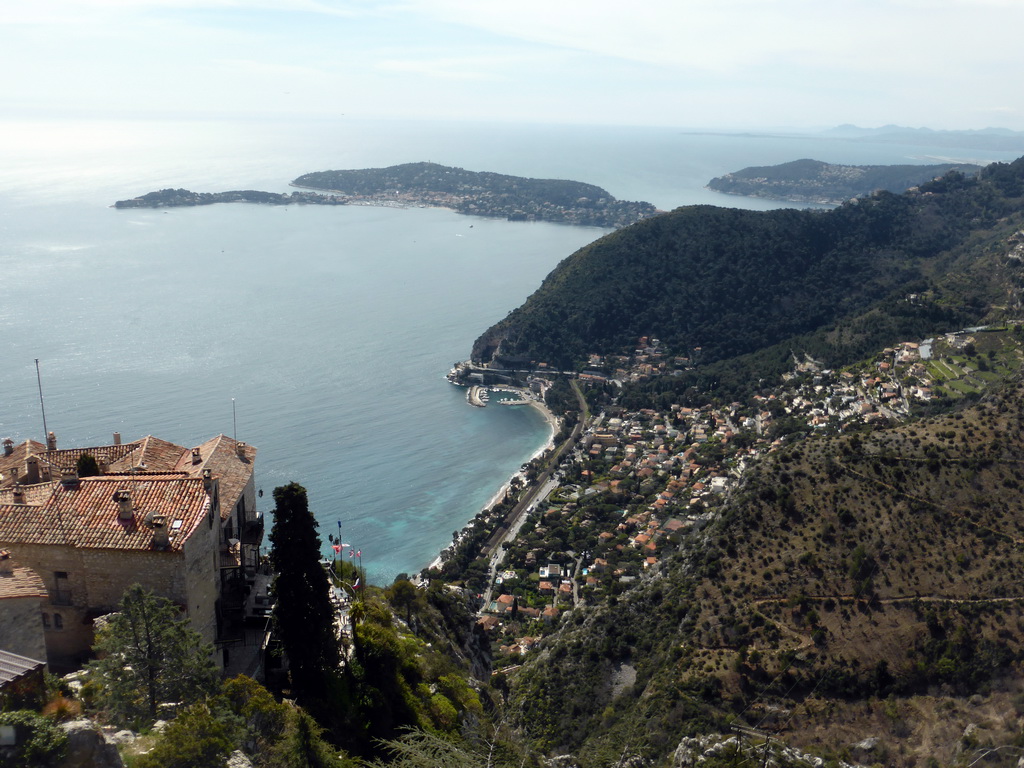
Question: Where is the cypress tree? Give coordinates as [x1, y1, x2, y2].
[269, 482, 340, 703]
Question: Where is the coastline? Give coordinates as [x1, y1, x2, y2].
[422, 393, 560, 574]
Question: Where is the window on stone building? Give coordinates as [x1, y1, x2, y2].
[53, 613, 63, 630]
[42, 612, 50, 629]
[53, 571, 71, 605]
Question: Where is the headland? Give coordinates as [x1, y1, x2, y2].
[114, 162, 660, 228]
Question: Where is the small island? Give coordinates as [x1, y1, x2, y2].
[707, 158, 981, 205]
[115, 162, 660, 228]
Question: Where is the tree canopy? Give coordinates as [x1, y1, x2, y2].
[472, 157, 1024, 371]
[86, 584, 218, 726]
[269, 482, 341, 703]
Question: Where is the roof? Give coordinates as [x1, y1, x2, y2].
[0, 440, 47, 490]
[38, 442, 140, 474]
[0, 483, 57, 506]
[0, 476, 210, 553]
[8, 432, 255, 509]
[177, 435, 257, 518]
[0, 559, 47, 600]
[0, 649, 45, 687]
[107, 436, 190, 473]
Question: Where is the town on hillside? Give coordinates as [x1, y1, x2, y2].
[450, 323, 1024, 669]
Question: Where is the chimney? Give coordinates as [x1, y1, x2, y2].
[235, 441, 247, 459]
[151, 515, 169, 549]
[2, 438, 12, 457]
[114, 489, 133, 520]
[60, 469, 80, 490]
[46, 431, 57, 451]
[202, 468, 213, 492]
[11, 486, 24, 504]
[113, 432, 121, 446]
[191, 447, 202, 465]
[0, 550, 12, 577]
[25, 455, 39, 484]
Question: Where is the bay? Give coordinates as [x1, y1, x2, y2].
[0, 117, 1019, 583]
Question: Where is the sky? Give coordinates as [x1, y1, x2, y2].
[3, 0, 1024, 131]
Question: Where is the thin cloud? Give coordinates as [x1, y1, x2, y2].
[376, 58, 501, 82]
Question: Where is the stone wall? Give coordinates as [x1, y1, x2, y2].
[183, 509, 219, 650]
[6, 540, 218, 669]
[0, 595, 45, 660]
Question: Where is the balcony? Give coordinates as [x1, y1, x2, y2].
[240, 512, 264, 546]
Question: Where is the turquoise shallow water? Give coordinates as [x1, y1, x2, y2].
[0, 117, 1019, 582]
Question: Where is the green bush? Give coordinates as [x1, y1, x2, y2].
[0, 710, 68, 767]
[134, 705, 233, 768]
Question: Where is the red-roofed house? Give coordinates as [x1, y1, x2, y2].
[0, 432, 263, 668]
[0, 473, 219, 670]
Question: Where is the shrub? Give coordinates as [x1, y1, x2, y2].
[0, 710, 68, 767]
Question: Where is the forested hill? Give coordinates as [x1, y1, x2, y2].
[472, 158, 1024, 374]
[292, 162, 658, 227]
[707, 158, 981, 204]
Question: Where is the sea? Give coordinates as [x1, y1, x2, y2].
[1, 116, 1019, 583]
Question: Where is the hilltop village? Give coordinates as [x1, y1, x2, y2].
[451, 322, 1024, 667]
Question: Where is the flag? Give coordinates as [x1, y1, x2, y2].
[332, 544, 341, 553]
[353, 578, 360, 589]
[356, 550, 361, 557]
[341, 542, 351, 549]
[349, 550, 354, 557]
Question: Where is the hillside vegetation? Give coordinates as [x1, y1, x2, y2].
[505, 382, 1024, 766]
[455, 156, 1024, 766]
[707, 158, 981, 204]
[473, 158, 1024, 372]
[292, 162, 658, 227]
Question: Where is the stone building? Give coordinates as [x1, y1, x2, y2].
[0, 550, 47, 661]
[0, 433, 262, 671]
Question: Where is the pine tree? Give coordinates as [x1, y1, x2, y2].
[87, 584, 218, 726]
[269, 482, 341, 703]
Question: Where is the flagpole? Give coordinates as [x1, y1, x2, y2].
[35, 359, 49, 442]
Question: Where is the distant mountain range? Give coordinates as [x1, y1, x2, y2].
[824, 123, 1024, 151]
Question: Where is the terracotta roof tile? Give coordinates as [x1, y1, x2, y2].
[0, 483, 57, 507]
[107, 436, 189, 473]
[178, 435, 256, 517]
[38, 443, 138, 474]
[0, 476, 209, 553]
[0, 563, 47, 600]
[0, 441, 46, 489]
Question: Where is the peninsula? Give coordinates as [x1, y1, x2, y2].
[113, 188, 345, 208]
[114, 162, 660, 228]
[707, 157, 981, 204]
[292, 162, 659, 227]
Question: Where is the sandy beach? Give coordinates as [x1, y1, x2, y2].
[421, 392, 560, 575]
